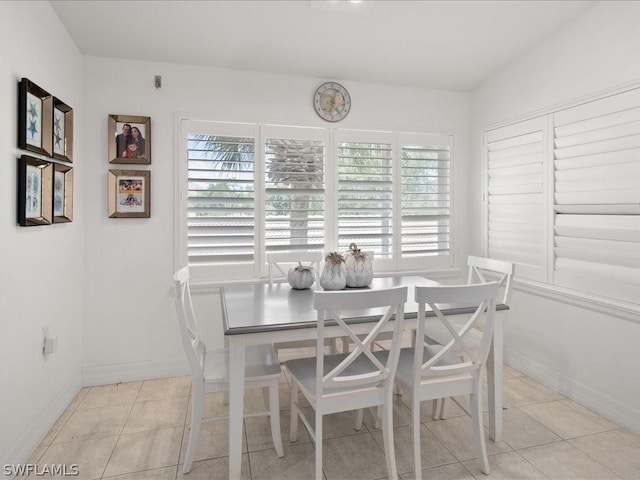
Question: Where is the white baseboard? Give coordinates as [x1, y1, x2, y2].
[505, 347, 640, 436]
[2, 375, 82, 473]
[81, 359, 190, 387]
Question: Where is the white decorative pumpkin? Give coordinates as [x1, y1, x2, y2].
[287, 263, 316, 290]
[319, 252, 347, 290]
[344, 243, 373, 287]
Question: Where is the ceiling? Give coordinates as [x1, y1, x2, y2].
[50, 0, 597, 91]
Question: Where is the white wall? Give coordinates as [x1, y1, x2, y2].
[0, 1, 84, 467]
[80, 58, 473, 385]
[0, 2, 472, 463]
[471, 1, 640, 434]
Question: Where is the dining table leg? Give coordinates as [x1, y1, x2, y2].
[487, 310, 504, 442]
[228, 337, 246, 480]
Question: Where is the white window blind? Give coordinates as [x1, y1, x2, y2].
[181, 121, 457, 281]
[485, 118, 547, 282]
[263, 126, 326, 254]
[186, 126, 256, 269]
[335, 131, 394, 259]
[552, 89, 640, 303]
[399, 133, 452, 265]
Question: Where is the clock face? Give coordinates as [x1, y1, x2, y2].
[313, 82, 351, 122]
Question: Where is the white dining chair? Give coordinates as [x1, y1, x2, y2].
[377, 282, 499, 479]
[173, 267, 284, 474]
[431, 255, 514, 419]
[267, 251, 339, 357]
[267, 251, 323, 284]
[467, 255, 514, 306]
[286, 285, 408, 480]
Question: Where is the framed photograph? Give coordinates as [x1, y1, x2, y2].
[108, 114, 151, 164]
[53, 163, 74, 223]
[17, 155, 53, 226]
[53, 97, 74, 162]
[18, 78, 53, 157]
[108, 169, 151, 218]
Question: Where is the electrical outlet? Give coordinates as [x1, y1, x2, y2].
[42, 326, 49, 355]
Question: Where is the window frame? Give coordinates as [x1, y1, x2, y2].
[177, 118, 455, 284]
[482, 86, 640, 307]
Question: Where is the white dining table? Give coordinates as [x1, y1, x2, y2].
[221, 275, 508, 480]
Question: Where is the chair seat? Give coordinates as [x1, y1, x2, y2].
[373, 345, 461, 384]
[204, 343, 281, 382]
[424, 321, 483, 352]
[286, 352, 383, 395]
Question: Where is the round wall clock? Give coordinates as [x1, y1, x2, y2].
[313, 82, 351, 122]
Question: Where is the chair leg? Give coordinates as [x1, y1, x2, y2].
[393, 382, 401, 396]
[471, 377, 490, 475]
[431, 398, 439, 420]
[315, 410, 323, 480]
[268, 381, 284, 457]
[433, 397, 446, 420]
[411, 392, 422, 480]
[354, 408, 364, 430]
[381, 394, 399, 480]
[183, 381, 204, 474]
[290, 380, 299, 442]
[341, 337, 350, 354]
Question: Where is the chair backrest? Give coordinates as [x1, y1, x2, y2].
[267, 251, 323, 284]
[467, 256, 514, 305]
[414, 282, 499, 382]
[313, 286, 408, 399]
[173, 267, 206, 379]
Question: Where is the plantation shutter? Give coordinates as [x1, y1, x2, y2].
[185, 123, 256, 273]
[552, 88, 640, 303]
[485, 118, 548, 282]
[334, 130, 394, 263]
[398, 132, 452, 269]
[262, 125, 327, 255]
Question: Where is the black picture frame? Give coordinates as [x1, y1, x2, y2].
[18, 78, 53, 157]
[53, 97, 74, 163]
[17, 155, 53, 226]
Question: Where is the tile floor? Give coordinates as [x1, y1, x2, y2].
[28, 354, 640, 480]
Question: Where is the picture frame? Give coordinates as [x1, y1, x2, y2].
[17, 155, 53, 226]
[108, 114, 151, 164]
[53, 163, 74, 223]
[108, 169, 151, 218]
[18, 78, 53, 157]
[53, 97, 74, 162]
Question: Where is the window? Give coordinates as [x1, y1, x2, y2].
[335, 131, 394, 258]
[483, 87, 640, 305]
[484, 118, 548, 282]
[179, 121, 454, 281]
[187, 133, 255, 265]
[263, 127, 326, 255]
[552, 90, 640, 303]
[399, 133, 452, 263]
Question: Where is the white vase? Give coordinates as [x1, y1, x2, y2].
[287, 265, 316, 290]
[319, 260, 347, 290]
[344, 243, 373, 287]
